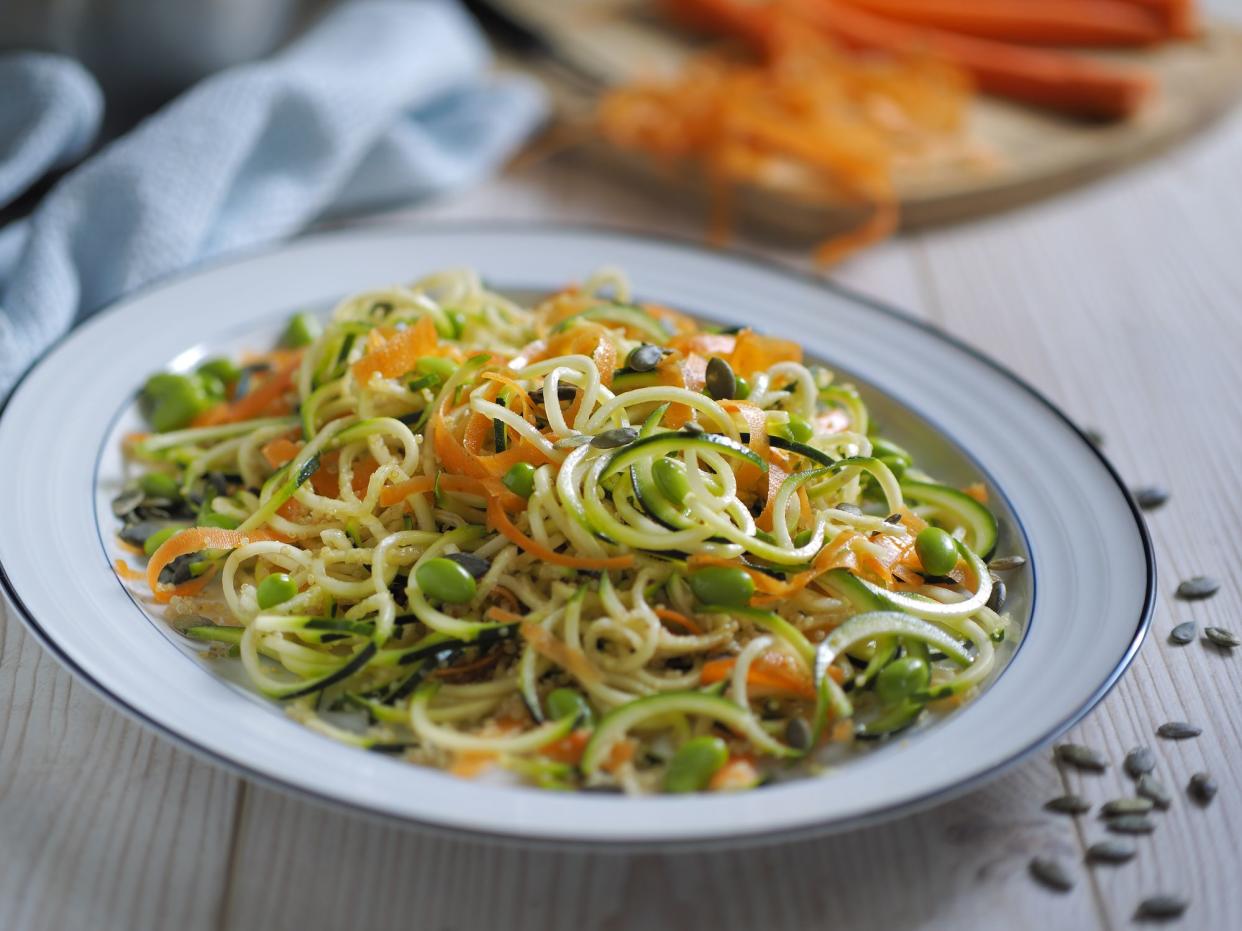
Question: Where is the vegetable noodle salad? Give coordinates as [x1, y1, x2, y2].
[114, 269, 1020, 795]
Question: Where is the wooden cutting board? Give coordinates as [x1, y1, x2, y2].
[490, 0, 1242, 232]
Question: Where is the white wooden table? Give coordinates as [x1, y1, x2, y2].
[4, 71, 1242, 931]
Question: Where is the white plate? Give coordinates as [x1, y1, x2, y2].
[0, 224, 1153, 847]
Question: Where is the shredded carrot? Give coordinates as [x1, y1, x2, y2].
[700, 652, 819, 699]
[709, 757, 761, 791]
[261, 436, 302, 469]
[352, 314, 439, 384]
[602, 738, 637, 773]
[655, 607, 702, 636]
[488, 499, 635, 571]
[728, 329, 802, 376]
[432, 650, 501, 680]
[146, 527, 272, 602]
[113, 558, 144, 581]
[484, 606, 527, 624]
[721, 399, 771, 498]
[963, 482, 989, 503]
[379, 473, 526, 512]
[520, 621, 603, 685]
[194, 355, 301, 427]
[542, 729, 592, 765]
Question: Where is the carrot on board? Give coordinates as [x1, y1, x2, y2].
[836, 0, 1165, 48]
[794, 0, 1154, 119]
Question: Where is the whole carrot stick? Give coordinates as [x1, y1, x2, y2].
[837, 0, 1165, 48]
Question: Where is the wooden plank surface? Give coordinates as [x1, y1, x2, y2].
[5, 25, 1242, 931]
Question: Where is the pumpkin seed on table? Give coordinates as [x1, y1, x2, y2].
[1187, 772, 1217, 806]
[1106, 814, 1155, 835]
[1124, 747, 1156, 779]
[1045, 795, 1091, 815]
[1100, 797, 1154, 817]
[1055, 743, 1107, 772]
[1086, 839, 1136, 864]
[1132, 485, 1170, 511]
[1175, 576, 1220, 600]
[1156, 721, 1201, 740]
[1029, 856, 1074, 892]
[1137, 774, 1172, 810]
[1204, 627, 1239, 649]
[1168, 622, 1197, 646]
[1136, 895, 1188, 920]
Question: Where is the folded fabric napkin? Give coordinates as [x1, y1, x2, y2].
[0, 0, 546, 396]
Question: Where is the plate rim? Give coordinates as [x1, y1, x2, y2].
[0, 220, 1156, 848]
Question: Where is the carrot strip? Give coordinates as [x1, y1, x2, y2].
[261, 436, 302, 469]
[194, 355, 301, 427]
[146, 527, 272, 601]
[520, 621, 603, 685]
[379, 474, 526, 512]
[837, 0, 1164, 47]
[484, 607, 527, 624]
[114, 559, 144, 581]
[709, 757, 761, 791]
[542, 729, 592, 765]
[352, 314, 438, 384]
[487, 499, 635, 571]
[655, 607, 702, 636]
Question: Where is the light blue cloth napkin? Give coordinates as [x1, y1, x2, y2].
[0, 0, 547, 396]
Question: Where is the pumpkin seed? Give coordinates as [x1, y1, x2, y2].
[836, 503, 862, 516]
[529, 385, 577, 406]
[682, 422, 704, 435]
[884, 513, 903, 524]
[1055, 743, 1107, 772]
[1137, 774, 1172, 810]
[111, 488, 145, 518]
[987, 555, 1027, 572]
[1132, 485, 1169, 511]
[1045, 795, 1091, 815]
[1106, 814, 1155, 834]
[443, 552, 490, 580]
[1124, 747, 1156, 779]
[1175, 576, 1219, 600]
[704, 356, 737, 400]
[1187, 772, 1217, 806]
[591, 427, 640, 449]
[1136, 895, 1188, 920]
[1100, 797, 1154, 817]
[1156, 721, 1201, 740]
[1086, 840, 1136, 864]
[1168, 622, 1197, 645]
[625, 343, 666, 373]
[1083, 427, 1105, 447]
[1029, 856, 1074, 892]
[987, 580, 1007, 613]
[1204, 627, 1239, 649]
[784, 717, 813, 751]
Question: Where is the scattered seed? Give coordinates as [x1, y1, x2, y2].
[704, 356, 737, 400]
[1157, 722, 1201, 740]
[1029, 856, 1074, 892]
[682, 422, 704, 435]
[987, 555, 1027, 572]
[1137, 774, 1172, 810]
[836, 503, 862, 515]
[1168, 622, 1197, 646]
[1175, 576, 1220, 600]
[1187, 772, 1217, 806]
[1055, 743, 1107, 772]
[884, 513, 903, 524]
[1124, 747, 1156, 779]
[443, 552, 490, 579]
[987, 580, 1008, 613]
[1132, 485, 1170, 511]
[591, 427, 640, 449]
[784, 717, 813, 751]
[625, 343, 666, 373]
[529, 385, 577, 406]
[1204, 627, 1239, 649]
[1136, 895, 1188, 920]
[1086, 840, 1136, 864]
[1101, 797, 1155, 817]
[1083, 427, 1105, 447]
[110, 488, 145, 518]
[1045, 795, 1091, 815]
[1106, 814, 1155, 835]
[553, 434, 593, 450]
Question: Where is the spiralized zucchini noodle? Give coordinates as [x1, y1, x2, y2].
[114, 267, 1020, 794]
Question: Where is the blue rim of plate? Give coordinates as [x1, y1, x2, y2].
[0, 220, 1155, 849]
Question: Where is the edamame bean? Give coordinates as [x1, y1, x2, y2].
[787, 414, 813, 443]
[870, 437, 912, 466]
[257, 572, 298, 609]
[143, 372, 210, 432]
[197, 372, 227, 404]
[199, 512, 240, 530]
[664, 736, 729, 793]
[197, 357, 241, 384]
[652, 457, 690, 506]
[546, 688, 593, 726]
[142, 526, 183, 557]
[688, 566, 755, 607]
[878, 455, 907, 480]
[502, 462, 536, 499]
[734, 375, 750, 400]
[876, 656, 930, 705]
[915, 526, 958, 576]
[282, 312, 322, 348]
[416, 557, 477, 604]
[140, 472, 180, 500]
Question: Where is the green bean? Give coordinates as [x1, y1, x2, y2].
[415, 557, 477, 605]
[664, 736, 729, 793]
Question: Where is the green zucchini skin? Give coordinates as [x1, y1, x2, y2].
[900, 480, 998, 559]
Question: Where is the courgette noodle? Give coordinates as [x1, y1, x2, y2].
[114, 267, 1019, 794]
